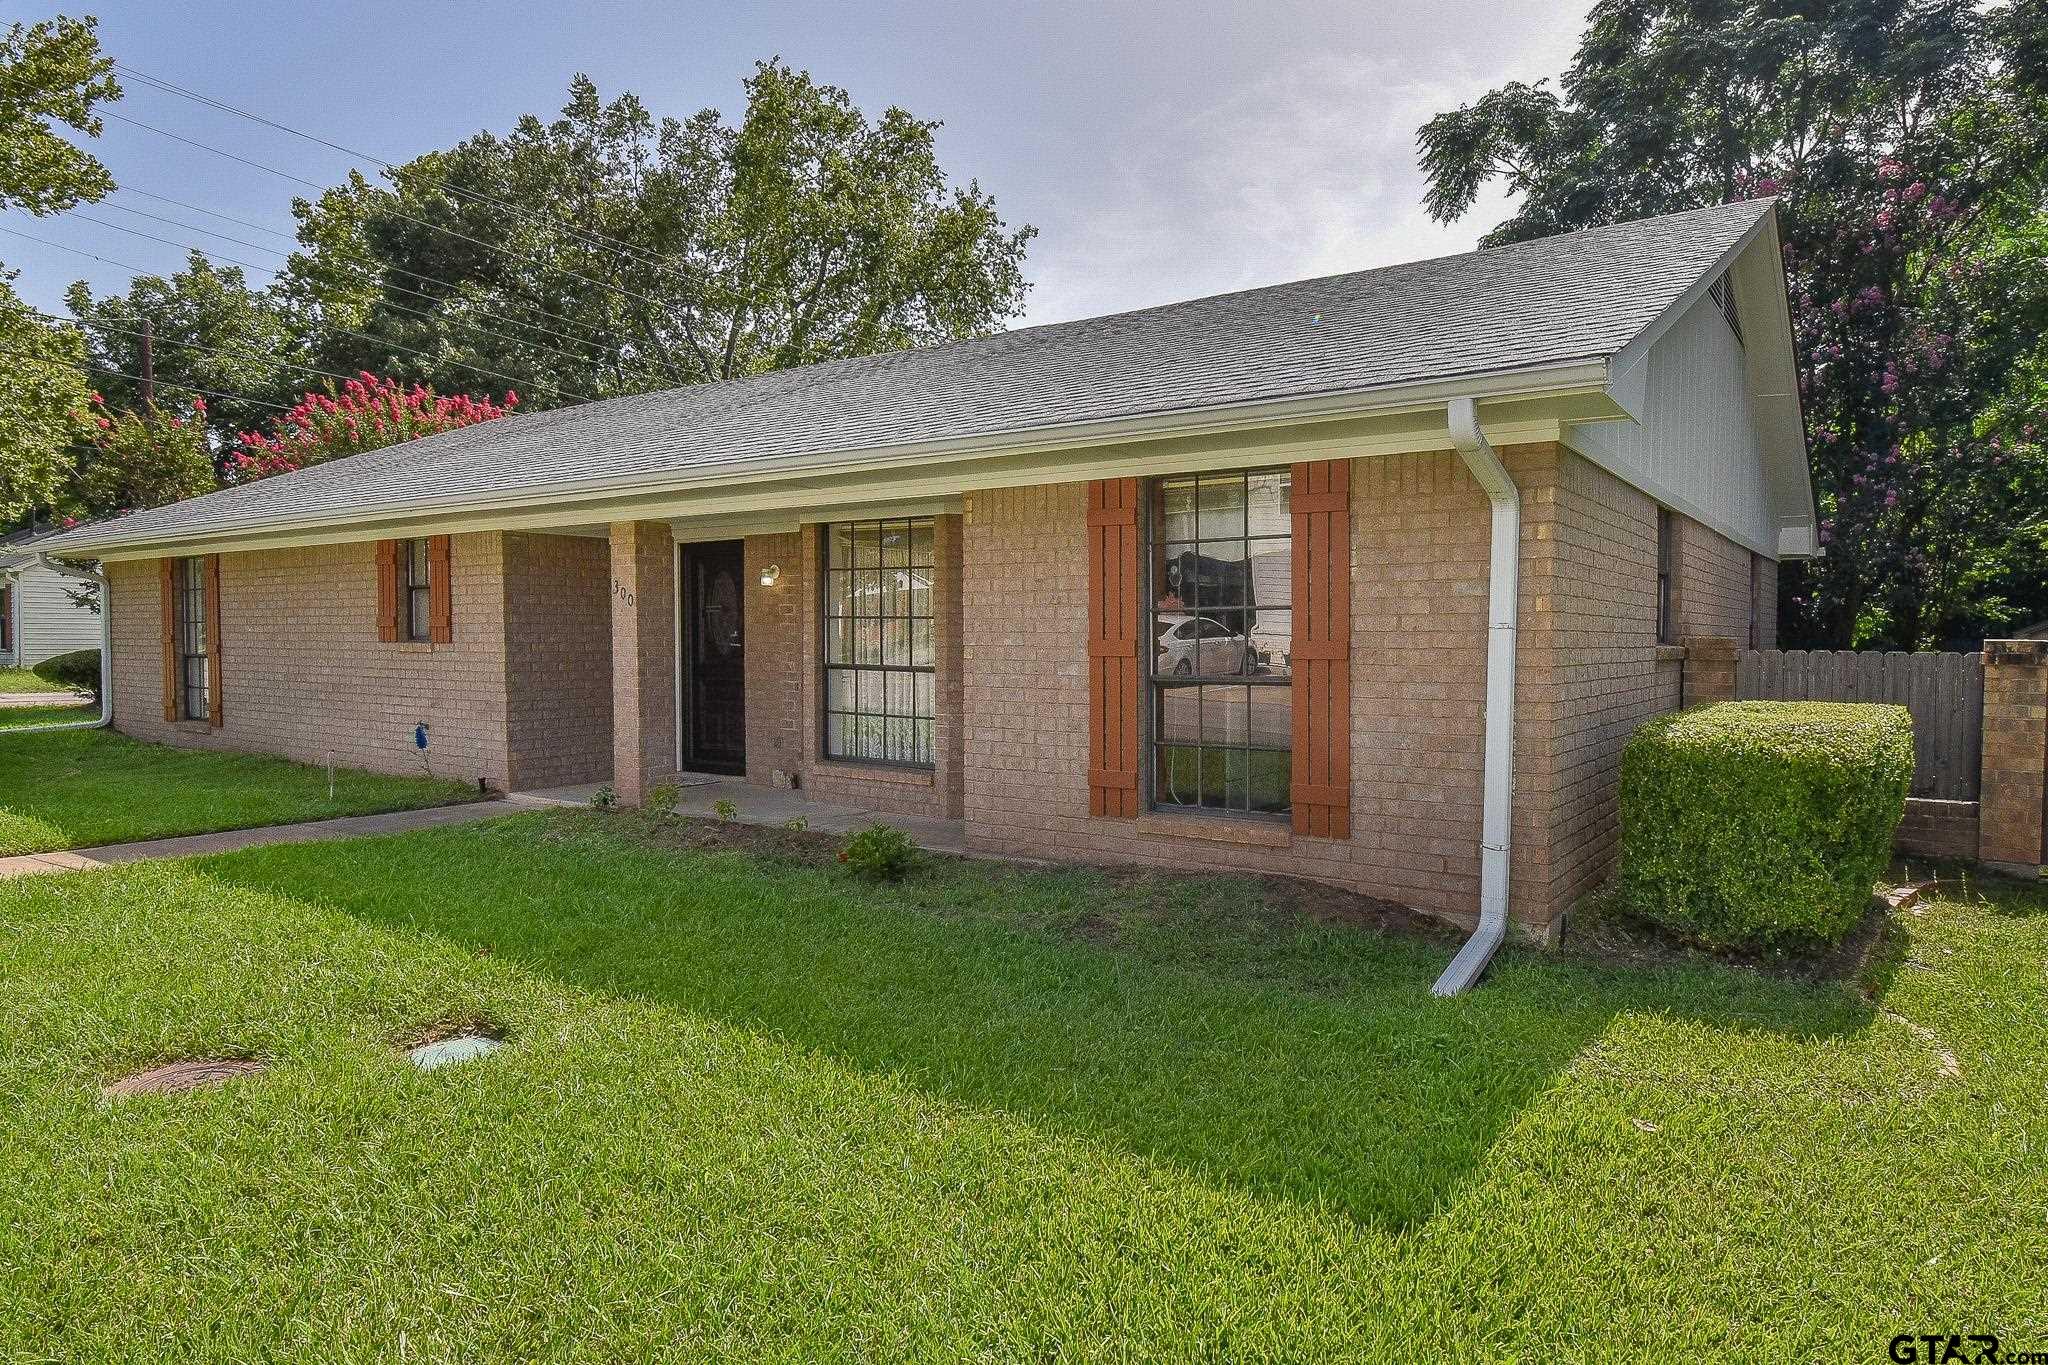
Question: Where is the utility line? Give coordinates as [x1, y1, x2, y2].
[112, 61, 694, 278]
[34, 305, 375, 392]
[94, 192, 630, 366]
[98, 107, 697, 324]
[0, 341, 293, 411]
[112, 185, 623, 351]
[3, 222, 594, 402]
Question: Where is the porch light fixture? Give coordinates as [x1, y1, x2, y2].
[759, 563, 781, 587]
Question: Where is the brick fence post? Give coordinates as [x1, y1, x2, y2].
[1681, 636, 1740, 706]
[609, 520, 678, 807]
[1979, 639, 2048, 874]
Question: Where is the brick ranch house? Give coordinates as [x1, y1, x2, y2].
[39, 198, 1815, 990]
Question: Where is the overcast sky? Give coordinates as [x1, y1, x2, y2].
[4, 0, 1589, 328]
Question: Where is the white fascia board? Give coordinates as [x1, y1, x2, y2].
[89, 375, 1615, 562]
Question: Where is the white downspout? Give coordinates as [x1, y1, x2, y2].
[1432, 397, 1519, 997]
[9, 553, 113, 734]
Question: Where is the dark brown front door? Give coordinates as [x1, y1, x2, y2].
[681, 540, 746, 774]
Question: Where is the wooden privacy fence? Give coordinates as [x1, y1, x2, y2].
[1735, 649, 1984, 799]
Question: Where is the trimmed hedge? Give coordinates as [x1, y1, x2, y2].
[1619, 701, 1914, 950]
[32, 648, 102, 701]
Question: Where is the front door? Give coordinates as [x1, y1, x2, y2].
[681, 540, 746, 774]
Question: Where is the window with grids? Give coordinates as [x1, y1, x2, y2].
[402, 538, 431, 641]
[822, 517, 935, 766]
[1146, 469, 1292, 814]
[175, 555, 209, 721]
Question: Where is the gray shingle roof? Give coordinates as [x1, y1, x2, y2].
[45, 198, 1774, 552]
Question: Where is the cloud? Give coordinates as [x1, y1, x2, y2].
[1020, 51, 1538, 325]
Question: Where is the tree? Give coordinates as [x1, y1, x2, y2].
[69, 393, 215, 516]
[1417, 0, 2048, 648]
[65, 253, 306, 449]
[230, 373, 518, 481]
[280, 61, 1034, 408]
[0, 13, 118, 524]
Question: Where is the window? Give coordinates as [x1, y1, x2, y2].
[1656, 508, 1675, 644]
[176, 555, 209, 720]
[0, 584, 10, 653]
[822, 517, 935, 765]
[402, 538, 432, 642]
[1146, 469, 1292, 814]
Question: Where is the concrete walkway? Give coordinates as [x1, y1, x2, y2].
[519, 777, 971, 855]
[0, 795, 554, 881]
[0, 691, 90, 709]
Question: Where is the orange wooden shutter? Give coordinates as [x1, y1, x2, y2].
[427, 534, 453, 643]
[203, 554, 224, 729]
[1087, 478, 1142, 817]
[1290, 459, 1352, 838]
[160, 558, 178, 722]
[375, 539, 400, 642]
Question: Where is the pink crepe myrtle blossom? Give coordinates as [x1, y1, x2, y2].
[229, 372, 520, 483]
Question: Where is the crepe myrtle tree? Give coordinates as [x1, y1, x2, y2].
[230, 373, 519, 481]
[1417, 0, 2048, 648]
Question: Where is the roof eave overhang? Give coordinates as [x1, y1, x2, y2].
[63, 357, 1627, 561]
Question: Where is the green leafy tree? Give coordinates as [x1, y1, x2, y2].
[65, 253, 306, 448]
[0, 13, 117, 524]
[281, 61, 1034, 407]
[1418, 0, 2048, 647]
[69, 393, 215, 517]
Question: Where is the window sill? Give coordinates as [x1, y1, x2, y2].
[1654, 644, 1686, 663]
[1133, 810, 1293, 848]
[815, 760, 935, 787]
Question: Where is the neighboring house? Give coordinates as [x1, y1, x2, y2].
[0, 528, 102, 671]
[39, 198, 1815, 947]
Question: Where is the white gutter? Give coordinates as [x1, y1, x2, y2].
[1432, 397, 1520, 997]
[10, 553, 113, 734]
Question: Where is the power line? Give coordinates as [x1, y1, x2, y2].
[105, 187, 628, 357]
[0, 341, 293, 411]
[98, 107, 698, 326]
[4, 221, 595, 402]
[112, 61, 693, 279]
[35, 305, 372, 392]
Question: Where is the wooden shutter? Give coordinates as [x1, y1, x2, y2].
[203, 554, 224, 729]
[375, 539, 401, 642]
[1290, 459, 1352, 838]
[1087, 478, 1142, 817]
[160, 558, 178, 722]
[427, 534, 453, 643]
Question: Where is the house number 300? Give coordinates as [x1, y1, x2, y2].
[612, 579, 636, 608]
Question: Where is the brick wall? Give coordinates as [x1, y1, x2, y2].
[1670, 513, 1770, 646]
[735, 518, 965, 820]
[107, 535, 513, 787]
[503, 532, 612, 790]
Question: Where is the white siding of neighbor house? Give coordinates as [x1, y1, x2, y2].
[1569, 289, 1777, 556]
[7, 563, 102, 666]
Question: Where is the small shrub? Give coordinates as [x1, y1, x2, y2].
[589, 784, 617, 810]
[782, 816, 808, 833]
[837, 822, 919, 882]
[712, 799, 738, 821]
[32, 648, 101, 701]
[1619, 700, 1914, 950]
[646, 782, 680, 817]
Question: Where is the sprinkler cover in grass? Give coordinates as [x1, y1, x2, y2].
[407, 1035, 503, 1070]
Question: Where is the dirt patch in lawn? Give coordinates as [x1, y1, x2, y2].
[105, 1058, 265, 1097]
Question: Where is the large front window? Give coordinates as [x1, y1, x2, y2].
[1146, 470, 1292, 814]
[176, 555, 209, 721]
[822, 517, 935, 766]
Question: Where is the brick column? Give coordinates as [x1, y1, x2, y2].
[609, 520, 677, 806]
[1980, 639, 2048, 874]
[1681, 635, 1740, 706]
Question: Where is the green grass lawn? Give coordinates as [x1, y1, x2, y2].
[0, 665, 73, 694]
[0, 727, 477, 855]
[0, 701, 94, 729]
[0, 809, 2040, 1357]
